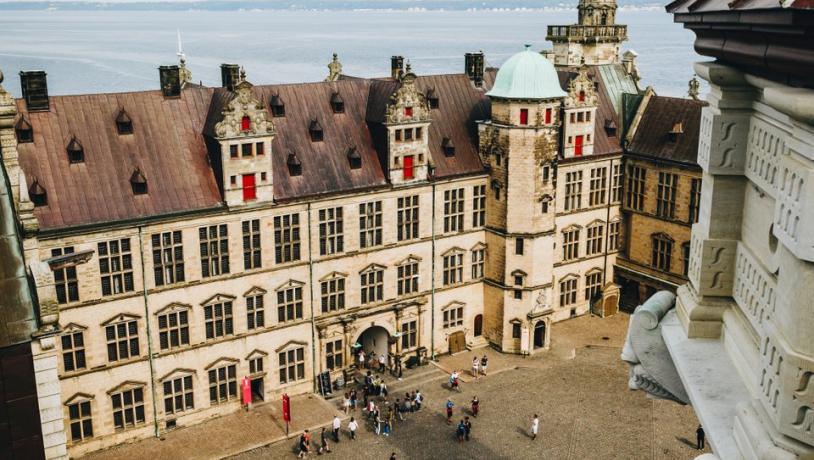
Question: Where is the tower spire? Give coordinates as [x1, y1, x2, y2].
[176, 29, 192, 84]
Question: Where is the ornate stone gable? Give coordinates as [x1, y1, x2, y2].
[385, 71, 430, 125]
[564, 67, 598, 108]
[215, 73, 275, 139]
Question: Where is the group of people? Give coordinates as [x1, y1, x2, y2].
[356, 349, 387, 373]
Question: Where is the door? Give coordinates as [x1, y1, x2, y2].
[403, 155, 414, 179]
[574, 135, 584, 156]
[250, 377, 264, 402]
[603, 295, 619, 317]
[242, 173, 256, 201]
[533, 322, 546, 349]
[474, 314, 483, 337]
[448, 331, 466, 354]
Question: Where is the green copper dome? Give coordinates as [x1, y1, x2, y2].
[487, 45, 567, 100]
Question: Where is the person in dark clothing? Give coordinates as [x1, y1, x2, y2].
[456, 420, 466, 443]
[319, 427, 331, 454]
[696, 425, 705, 450]
[464, 416, 472, 441]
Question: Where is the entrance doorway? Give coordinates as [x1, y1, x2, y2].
[533, 322, 546, 349]
[448, 331, 466, 354]
[356, 326, 391, 359]
[474, 315, 483, 337]
[250, 377, 264, 402]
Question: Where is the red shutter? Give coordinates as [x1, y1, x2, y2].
[575, 135, 584, 156]
[241, 116, 251, 131]
[242, 174, 256, 201]
[519, 109, 529, 125]
[404, 107, 413, 118]
[578, 91, 585, 102]
[545, 108, 552, 124]
[403, 155, 414, 179]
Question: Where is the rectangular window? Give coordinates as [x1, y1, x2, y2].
[229, 145, 238, 158]
[585, 272, 602, 301]
[163, 375, 194, 415]
[274, 213, 301, 263]
[401, 320, 417, 350]
[247, 294, 265, 330]
[443, 306, 464, 328]
[204, 301, 234, 340]
[52, 247, 79, 304]
[361, 268, 384, 304]
[471, 248, 485, 279]
[279, 348, 305, 384]
[158, 309, 189, 351]
[626, 166, 646, 211]
[443, 252, 464, 286]
[68, 400, 93, 442]
[319, 207, 344, 256]
[208, 364, 237, 403]
[397, 195, 419, 241]
[586, 224, 604, 256]
[395, 130, 402, 142]
[106, 319, 139, 362]
[199, 224, 229, 278]
[98, 239, 134, 296]
[562, 228, 580, 261]
[241, 143, 252, 157]
[651, 235, 673, 272]
[359, 201, 383, 248]
[559, 278, 578, 307]
[683, 243, 691, 277]
[403, 155, 414, 179]
[443, 188, 465, 233]
[608, 221, 621, 252]
[519, 108, 529, 125]
[256, 142, 265, 156]
[320, 278, 345, 313]
[278, 286, 304, 321]
[242, 219, 262, 270]
[152, 231, 184, 286]
[405, 129, 413, 141]
[397, 260, 419, 296]
[577, 112, 584, 122]
[512, 323, 521, 339]
[589, 167, 607, 206]
[472, 185, 486, 228]
[326, 339, 343, 371]
[515, 238, 524, 255]
[111, 387, 145, 431]
[611, 163, 622, 203]
[570, 112, 576, 123]
[242, 173, 256, 201]
[61, 331, 86, 372]
[564, 171, 583, 211]
[249, 357, 263, 374]
[542, 165, 550, 184]
[689, 178, 702, 224]
[545, 108, 552, 124]
[656, 172, 678, 218]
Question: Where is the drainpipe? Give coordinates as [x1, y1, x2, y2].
[306, 203, 318, 393]
[601, 158, 614, 302]
[138, 227, 160, 438]
[430, 182, 437, 360]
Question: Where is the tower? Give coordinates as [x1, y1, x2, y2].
[562, 66, 598, 159]
[384, 66, 432, 185]
[546, 0, 628, 66]
[480, 46, 567, 353]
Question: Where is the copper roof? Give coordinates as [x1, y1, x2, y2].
[626, 95, 706, 165]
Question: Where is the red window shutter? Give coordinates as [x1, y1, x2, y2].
[545, 108, 552, 124]
[519, 109, 529, 125]
[242, 174, 256, 201]
[403, 155, 414, 179]
[404, 107, 413, 118]
[241, 116, 251, 131]
[579, 91, 585, 102]
[575, 135, 584, 156]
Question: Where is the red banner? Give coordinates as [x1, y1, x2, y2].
[282, 393, 291, 422]
[242, 377, 251, 406]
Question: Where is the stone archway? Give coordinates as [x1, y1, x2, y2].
[533, 321, 546, 349]
[356, 325, 391, 358]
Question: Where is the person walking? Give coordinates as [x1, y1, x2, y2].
[400, 398, 409, 420]
[471, 396, 479, 418]
[464, 416, 472, 441]
[298, 431, 310, 458]
[348, 417, 358, 440]
[409, 391, 416, 412]
[471, 356, 480, 379]
[395, 398, 404, 421]
[332, 415, 341, 443]
[696, 425, 705, 450]
[531, 414, 539, 440]
[350, 389, 358, 411]
[381, 381, 389, 398]
[449, 370, 460, 391]
[456, 419, 466, 444]
[386, 406, 395, 433]
[389, 453, 397, 460]
[446, 398, 455, 425]
[318, 427, 331, 455]
[415, 390, 423, 411]
[378, 353, 387, 373]
[375, 410, 383, 436]
[342, 393, 351, 415]
[480, 355, 488, 376]
[358, 350, 365, 369]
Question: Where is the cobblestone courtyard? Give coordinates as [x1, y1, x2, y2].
[230, 314, 707, 460]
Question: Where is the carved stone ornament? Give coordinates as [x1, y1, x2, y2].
[621, 291, 690, 404]
[564, 66, 599, 108]
[385, 71, 430, 125]
[215, 74, 275, 139]
[325, 53, 343, 82]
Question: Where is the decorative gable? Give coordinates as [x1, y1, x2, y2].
[385, 71, 430, 125]
[200, 293, 236, 306]
[564, 67, 598, 108]
[215, 71, 275, 139]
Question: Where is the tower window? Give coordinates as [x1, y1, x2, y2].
[519, 108, 529, 126]
[241, 116, 251, 132]
[405, 129, 413, 141]
[545, 108, 552, 124]
[229, 145, 238, 158]
[395, 130, 402, 142]
[256, 142, 264, 155]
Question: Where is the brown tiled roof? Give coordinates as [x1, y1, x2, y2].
[15, 86, 222, 231]
[626, 95, 706, 165]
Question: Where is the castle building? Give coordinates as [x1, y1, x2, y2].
[0, 3, 654, 457]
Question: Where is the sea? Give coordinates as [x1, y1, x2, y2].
[0, 8, 703, 98]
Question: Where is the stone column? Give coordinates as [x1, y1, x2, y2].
[676, 62, 752, 338]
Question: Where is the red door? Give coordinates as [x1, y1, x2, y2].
[242, 173, 256, 201]
[403, 155, 414, 179]
[575, 135, 584, 156]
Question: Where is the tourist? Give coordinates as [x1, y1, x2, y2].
[298, 430, 310, 458]
[696, 425, 705, 450]
[471, 395, 479, 418]
[450, 370, 460, 391]
[381, 380, 389, 398]
[471, 356, 480, 378]
[367, 399, 375, 418]
[342, 393, 351, 414]
[480, 355, 488, 376]
[389, 453, 397, 460]
[383, 416, 391, 437]
[358, 350, 366, 369]
[446, 398, 455, 425]
[365, 371, 373, 391]
[400, 398, 409, 420]
[375, 411, 383, 435]
[332, 415, 341, 442]
[379, 353, 387, 373]
[395, 398, 404, 421]
[350, 389, 358, 410]
[456, 419, 466, 443]
[348, 417, 358, 440]
[318, 427, 330, 454]
[531, 414, 539, 440]
[387, 405, 395, 432]
[415, 390, 423, 410]
[409, 391, 417, 412]
[464, 416, 472, 441]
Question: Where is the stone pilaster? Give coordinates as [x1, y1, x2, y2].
[31, 335, 67, 460]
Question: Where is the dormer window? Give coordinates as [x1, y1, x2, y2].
[309, 119, 323, 142]
[241, 116, 251, 132]
[29, 179, 47, 206]
[15, 117, 33, 143]
[442, 137, 455, 156]
[116, 109, 133, 135]
[669, 121, 684, 142]
[404, 107, 413, 118]
[426, 88, 439, 109]
[347, 147, 361, 169]
[331, 92, 345, 113]
[604, 119, 617, 137]
[287, 151, 302, 176]
[130, 168, 148, 195]
[270, 94, 285, 117]
[66, 137, 84, 164]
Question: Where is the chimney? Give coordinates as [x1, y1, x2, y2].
[391, 56, 404, 80]
[19, 71, 49, 111]
[465, 52, 484, 87]
[158, 65, 182, 98]
[221, 64, 240, 91]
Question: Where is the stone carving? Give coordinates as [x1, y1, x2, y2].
[29, 260, 60, 334]
[688, 75, 700, 100]
[214, 69, 275, 139]
[533, 288, 552, 313]
[385, 70, 430, 125]
[564, 66, 598, 108]
[621, 291, 690, 404]
[325, 53, 342, 82]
